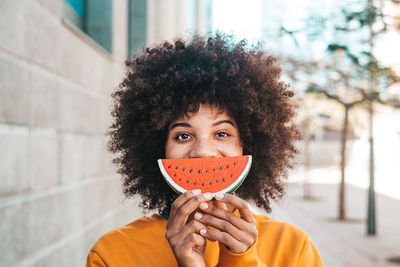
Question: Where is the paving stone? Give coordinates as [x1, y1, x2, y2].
[281, 183, 400, 267]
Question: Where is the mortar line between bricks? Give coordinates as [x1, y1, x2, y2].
[10, 202, 133, 267]
[0, 175, 116, 208]
[0, 122, 107, 137]
[0, 46, 110, 100]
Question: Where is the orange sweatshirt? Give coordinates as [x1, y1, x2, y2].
[87, 213, 324, 267]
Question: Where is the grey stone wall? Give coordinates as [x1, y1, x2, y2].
[0, 0, 142, 266]
[1, 1, 211, 266]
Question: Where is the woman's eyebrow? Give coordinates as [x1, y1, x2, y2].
[212, 120, 236, 127]
[169, 122, 191, 130]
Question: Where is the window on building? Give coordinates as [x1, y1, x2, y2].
[128, 0, 147, 56]
[206, 0, 213, 34]
[186, 0, 197, 33]
[62, 0, 113, 53]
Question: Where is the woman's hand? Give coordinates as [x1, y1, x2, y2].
[194, 193, 258, 254]
[165, 190, 214, 267]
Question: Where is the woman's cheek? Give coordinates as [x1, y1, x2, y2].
[218, 140, 243, 157]
[166, 141, 191, 159]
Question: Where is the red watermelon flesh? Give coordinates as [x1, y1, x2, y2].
[157, 155, 252, 194]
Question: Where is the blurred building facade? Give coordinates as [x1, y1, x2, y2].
[0, 0, 212, 266]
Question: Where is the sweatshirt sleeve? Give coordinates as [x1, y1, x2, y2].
[86, 250, 107, 267]
[217, 239, 266, 267]
[296, 235, 325, 267]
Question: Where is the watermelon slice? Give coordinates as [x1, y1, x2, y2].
[157, 155, 252, 194]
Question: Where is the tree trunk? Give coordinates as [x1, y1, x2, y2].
[367, 0, 377, 236]
[304, 128, 312, 199]
[367, 98, 376, 235]
[339, 105, 349, 220]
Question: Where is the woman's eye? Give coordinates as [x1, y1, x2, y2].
[216, 131, 230, 138]
[175, 133, 191, 141]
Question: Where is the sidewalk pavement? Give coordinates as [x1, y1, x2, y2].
[267, 183, 400, 267]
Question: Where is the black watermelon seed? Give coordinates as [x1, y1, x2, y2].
[226, 165, 229, 168]
[209, 182, 212, 185]
[183, 168, 185, 171]
[179, 178, 181, 181]
[168, 165, 171, 168]
[175, 166, 178, 169]
[222, 178, 225, 182]
[189, 169, 192, 173]
[198, 170, 201, 174]
[174, 174, 176, 176]
[202, 183, 204, 186]
[187, 180, 189, 183]
[234, 162, 236, 166]
[220, 166, 222, 170]
[230, 174, 233, 177]
[213, 168, 215, 171]
[206, 170, 208, 173]
[216, 180, 219, 183]
[194, 182, 197, 185]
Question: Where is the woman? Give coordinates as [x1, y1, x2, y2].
[86, 34, 324, 267]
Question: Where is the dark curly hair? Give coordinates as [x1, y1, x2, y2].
[108, 34, 300, 217]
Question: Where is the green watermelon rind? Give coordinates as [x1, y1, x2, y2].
[157, 160, 189, 194]
[157, 156, 252, 195]
[225, 156, 252, 194]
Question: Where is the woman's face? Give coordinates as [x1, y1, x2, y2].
[165, 104, 243, 159]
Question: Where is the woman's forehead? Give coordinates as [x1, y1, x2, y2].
[173, 104, 230, 122]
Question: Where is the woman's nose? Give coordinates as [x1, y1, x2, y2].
[189, 139, 218, 158]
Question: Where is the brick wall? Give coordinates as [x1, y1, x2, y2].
[0, 1, 142, 266]
[0, 0, 212, 265]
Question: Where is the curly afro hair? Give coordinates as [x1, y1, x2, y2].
[108, 34, 300, 217]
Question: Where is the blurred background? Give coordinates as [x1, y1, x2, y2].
[0, 0, 399, 266]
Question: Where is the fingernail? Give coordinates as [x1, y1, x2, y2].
[215, 193, 224, 200]
[194, 212, 203, 219]
[191, 189, 201, 196]
[200, 229, 207, 235]
[203, 192, 212, 199]
[200, 202, 208, 209]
